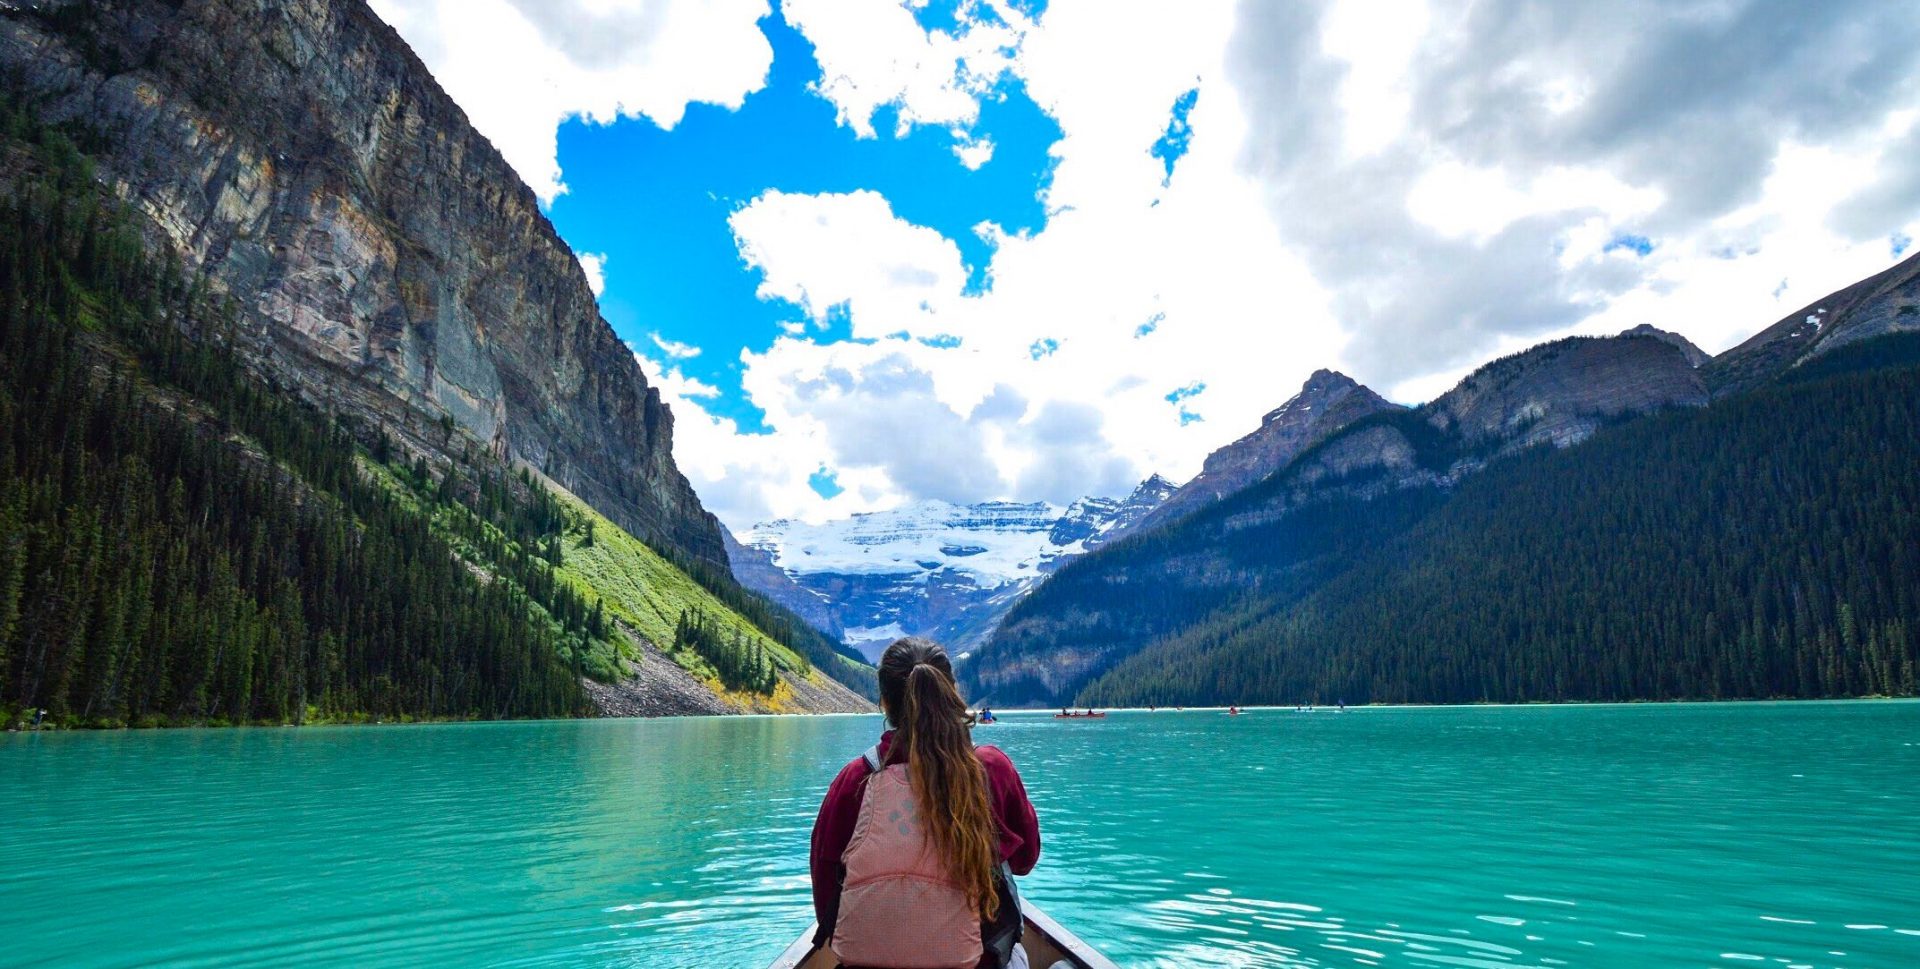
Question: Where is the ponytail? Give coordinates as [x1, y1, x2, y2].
[878, 638, 999, 919]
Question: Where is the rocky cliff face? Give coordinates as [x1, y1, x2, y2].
[1623, 324, 1710, 367]
[1134, 333, 1704, 541]
[735, 478, 1173, 660]
[0, 0, 726, 567]
[1706, 250, 1920, 395]
[1136, 370, 1399, 533]
[1427, 330, 1708, 452]
[721, 529, 842, 640]
[1230, 330, 1707, 524]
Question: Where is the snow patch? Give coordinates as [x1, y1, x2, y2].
[747, 500, 1073, 586]
[843, 621, 907, 644]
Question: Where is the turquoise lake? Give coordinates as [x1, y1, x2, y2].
[3, 702, 1918, 968]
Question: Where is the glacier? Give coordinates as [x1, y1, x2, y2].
[734, 477, 1175, 660]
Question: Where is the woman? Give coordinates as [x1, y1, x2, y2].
[810, 638, 1041, 969]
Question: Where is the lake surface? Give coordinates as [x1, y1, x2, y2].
[3, 702, 1918, 968]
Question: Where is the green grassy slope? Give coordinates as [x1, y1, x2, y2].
[356, 419, 875, 709]
[551, 486, 803, 664]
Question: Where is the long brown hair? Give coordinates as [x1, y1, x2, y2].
[877, 637, 999, 919]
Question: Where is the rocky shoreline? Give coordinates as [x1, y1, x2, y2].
[582, 641, 872, 718]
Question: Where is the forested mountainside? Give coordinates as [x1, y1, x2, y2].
[1081, 338, 1920, 706]
[0, 0, 725, 567]
[962, 258, 1920, 707]
[964, 329, 1709, 701]
[0, 58, 871, 726]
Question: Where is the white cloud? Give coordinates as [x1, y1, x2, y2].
[635, 351, 720, 399]
[1403, 161, 1663, 243]
[368, 0, 773, 201]
[1533, 136, 1920, 377]
[652, 0, 1920, 533]
[1320, 0, 1429, 157]
[780, 0, 1031, 140]
[1231, 0, 1920, 386]
[576, 251, 608, 296]
[728, 190, 973, 333]
[650, 332, 703, 359]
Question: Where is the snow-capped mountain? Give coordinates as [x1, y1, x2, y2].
[729, 476, 1175, 660]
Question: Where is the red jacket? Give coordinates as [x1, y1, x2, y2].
[809, 729, 1041, 948]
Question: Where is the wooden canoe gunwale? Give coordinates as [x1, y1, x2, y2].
[767, 901, 1119, 969]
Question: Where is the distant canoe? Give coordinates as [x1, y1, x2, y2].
[768, 902, 1119, 969]
[1053, 712, 1106, 719]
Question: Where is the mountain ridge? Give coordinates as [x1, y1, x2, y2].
[959, 322, 1762, 702]
[1705, 248, 1920, 395]
[1133, 370, 1400, 535]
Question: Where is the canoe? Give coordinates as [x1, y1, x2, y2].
[767, 901, 1119, 969]
[1053, 712, 1106, 719]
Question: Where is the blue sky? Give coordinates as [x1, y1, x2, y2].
[372, 0, 1920, 531]
[546, 5, 1064, 435]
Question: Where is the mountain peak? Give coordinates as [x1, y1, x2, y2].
[1622, 325, 1710, 367]
[1430, 333, 1708, 450]
[1082, 475, 1179, 546]
[1137, 370, 1400, 533]
[1130, 473, 1179, 501]
[1263, 369, 1365, 425]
